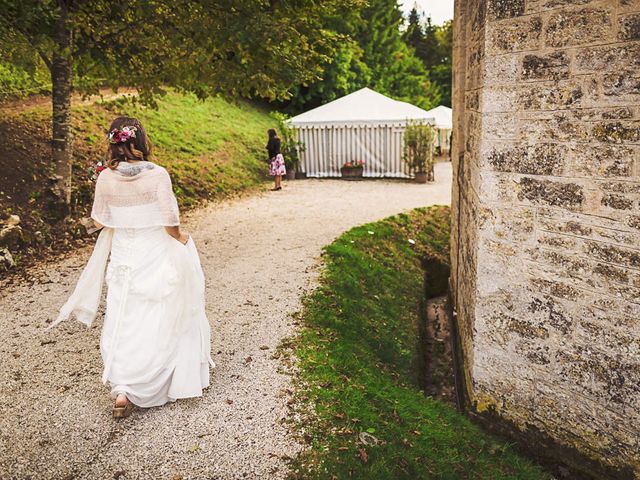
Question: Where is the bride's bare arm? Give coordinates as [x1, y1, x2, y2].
[165, 226, 190, 244]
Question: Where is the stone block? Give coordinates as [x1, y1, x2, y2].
[481, 86, 519, 112]
[519, 82, 584, 110]
[592, 121, 640, 143]
[518, 177, 585, 208]
[627, 215, 640, 230]
[520, 113, 591, 142]
[575, 42, 640, 73]
[521, 51, 570, 81]
[486, 143, 566, 175]
[618, 13, 640, 40]
[592, 263, 630, 284]
[555, 346, 640, 406]
[538, 216, 593, 236]
[530, 277, 581, 300]
[487, 0, 524, 19]
[527, 295, 574, 335]
[601, 107, 634, 120]
[603, 70, 640, 97]
[570, 144, 634, 178]
[619, 0, 640, 10]
[482, 113, 518, 139]
[452, 0, 640, 474]
[465, 90, 480, 110]
[484, 54, 518, 84]
[601, 193, 634, 210]
[545, 8, 613, 48]
[598, 181, 640, 194]
[478, 205, 535, 241]
[584, 241, 640, 269]
[487, 16, 542, 53]
[526, 0, 596, 12]
[537, 231, 579, 249]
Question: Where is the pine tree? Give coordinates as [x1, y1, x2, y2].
[403, 6, 427, 61]
[285, 0, 440, 112]
[399, 7, 453, 107]
[356, 0, 440, 109]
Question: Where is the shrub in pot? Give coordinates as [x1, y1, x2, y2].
[403, 121, 435, 183]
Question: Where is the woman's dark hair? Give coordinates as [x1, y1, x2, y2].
[107, 116, 152, 169]
[268, 128, 278, 139]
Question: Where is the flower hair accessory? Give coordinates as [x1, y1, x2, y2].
[89, 161, 107, 182]
[108, 126, 137, 144]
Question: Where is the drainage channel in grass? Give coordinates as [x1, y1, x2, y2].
[283, 206, 550, 480]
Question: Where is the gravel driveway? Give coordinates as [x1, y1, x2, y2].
[0, 162, 451, 480]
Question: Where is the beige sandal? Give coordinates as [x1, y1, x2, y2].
[112, 395, 135, 419]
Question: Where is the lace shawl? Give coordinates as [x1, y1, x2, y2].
[49, 162, 180, 329]
[91, 162, 180, 228]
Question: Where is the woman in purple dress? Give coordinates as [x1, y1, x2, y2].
[266, 128, 285, 191]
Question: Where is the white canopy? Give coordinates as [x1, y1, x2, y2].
[424, 105, 452, 130]
[289, 87, 435, 125]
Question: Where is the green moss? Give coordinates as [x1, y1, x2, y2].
[288, 206, 549, 480]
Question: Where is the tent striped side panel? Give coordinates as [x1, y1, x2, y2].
[294, 123, 413, 178]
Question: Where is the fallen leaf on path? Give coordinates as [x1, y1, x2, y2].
[187, 444, 200, 453]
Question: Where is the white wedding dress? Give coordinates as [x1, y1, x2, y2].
[54, 161, 213, 407]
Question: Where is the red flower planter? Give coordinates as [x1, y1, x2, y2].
[340, 165, 364, 179]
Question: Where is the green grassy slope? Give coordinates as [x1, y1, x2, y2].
[77, 92, 274, 207]
[0, 91, 273, 272]
[287, 206, 549, 480]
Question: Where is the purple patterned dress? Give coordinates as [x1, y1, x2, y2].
[269, 154, 286, 176]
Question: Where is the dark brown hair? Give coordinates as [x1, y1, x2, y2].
[106, 116, 152, 169]
[268, 128, 278, 139]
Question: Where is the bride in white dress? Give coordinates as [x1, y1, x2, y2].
[52, 117, 213, 418]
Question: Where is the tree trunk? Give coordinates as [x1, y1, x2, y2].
[51, 11, 73, 209]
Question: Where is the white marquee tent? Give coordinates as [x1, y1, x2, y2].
[289, 88, 436, 178]
[424, 105, 453, 155]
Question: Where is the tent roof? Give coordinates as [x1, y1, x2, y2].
[289, 87, 436, 125]
[424, 105, 452, 129]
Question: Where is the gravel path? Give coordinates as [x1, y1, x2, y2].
[0, 163, 451, 480]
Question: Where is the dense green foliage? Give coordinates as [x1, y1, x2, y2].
[403, 8, 453, 107]
[0, 28, 50, 99]
[285, 0, 440, 112]
[289, 207, 549, 479]
[0, 61, 49, 99]
[0, 0, 354, 102]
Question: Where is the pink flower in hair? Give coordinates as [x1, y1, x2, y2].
[108, 126, 138, 144]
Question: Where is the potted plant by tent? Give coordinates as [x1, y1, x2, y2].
[403, 121, 435, 183]
[271, 112, 305, 180]
[340, 160, 365, 179]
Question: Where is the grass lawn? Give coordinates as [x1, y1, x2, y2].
[287, 206, 550, 480]
[78, 92, 273, 207]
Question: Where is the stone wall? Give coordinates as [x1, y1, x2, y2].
[450, 0, 640, 477]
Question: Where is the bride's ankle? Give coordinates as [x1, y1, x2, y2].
[115, 393, 128, 407]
